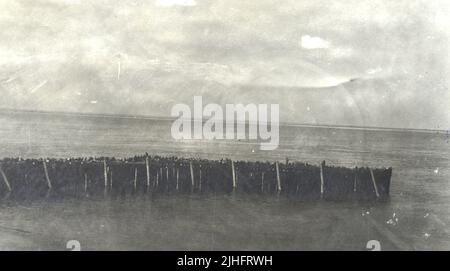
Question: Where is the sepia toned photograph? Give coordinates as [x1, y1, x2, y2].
[0, 0, 449, 252]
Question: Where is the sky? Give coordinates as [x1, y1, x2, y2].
[0, 0, 449, 129]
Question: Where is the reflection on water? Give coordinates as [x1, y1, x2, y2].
[0, 111, 449, 250]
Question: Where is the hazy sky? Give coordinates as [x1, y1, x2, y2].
[0, 0, 449, 129]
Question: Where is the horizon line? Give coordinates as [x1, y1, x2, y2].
[0, 107, 446, 134]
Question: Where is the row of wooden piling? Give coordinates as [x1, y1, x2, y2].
[0, 155, 392, 200]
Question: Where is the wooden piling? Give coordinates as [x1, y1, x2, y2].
[110, 170, 113, 188]
[165, 166, 169, 191]
[176, 167, 179, 191]
[134, 167, 138, 190]
[353, 173, 357, 193]
[84, 173, 88, 193]
[145, 156, 150, 187]
[319, 161, 325, 199]
[43, 159, 52, 189]
[45, 188, 51, 198]
[275, 161, 281, 191]
[103, 160, 108, 188]
[190, 162, 195, 189]
[0, 166, 12, 192]
[199, 167, 202, 191]
[231, 161, 236, 189]
[261, 172, 264, 193]
[369, 168, 380, 198]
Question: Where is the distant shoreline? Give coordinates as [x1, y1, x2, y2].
[0, 107, 446, 134]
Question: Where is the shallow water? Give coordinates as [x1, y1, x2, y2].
[0, 110, 449, 250]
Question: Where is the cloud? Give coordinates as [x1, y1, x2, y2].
[155, 0, 197, 7]
[366, 67, 382, 75]
[300, 35, 330, 49]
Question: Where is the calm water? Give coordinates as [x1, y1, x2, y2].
[0, 110, 449, 250]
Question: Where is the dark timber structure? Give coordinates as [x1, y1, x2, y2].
[0, 154, 392, 201]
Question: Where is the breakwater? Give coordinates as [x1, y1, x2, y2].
[0, 154, 391, 201]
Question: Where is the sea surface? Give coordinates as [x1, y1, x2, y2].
[0, 110, 449, 250]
